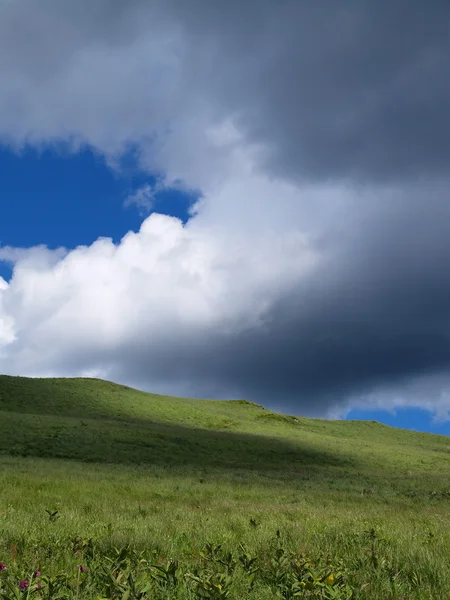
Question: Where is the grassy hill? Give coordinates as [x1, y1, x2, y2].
[0, 374, 449, 598]
[1, 374, 449, 477]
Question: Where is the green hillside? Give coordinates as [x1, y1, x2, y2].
[0, 375, 450, 599]
[1, 374, 449, 478]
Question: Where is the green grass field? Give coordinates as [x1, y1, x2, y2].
[0, 375, 449, 598]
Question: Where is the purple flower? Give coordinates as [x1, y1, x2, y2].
[34, 571, 41, 578]
[77, 564, 86, 573]
[19, 580, 29, 590]
[36, 583, 42, 590]
[0, 562, 7, 571]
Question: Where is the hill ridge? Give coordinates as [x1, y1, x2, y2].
[0, 374, 449, 476]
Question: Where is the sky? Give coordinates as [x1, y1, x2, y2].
[1, 0, 450, 435]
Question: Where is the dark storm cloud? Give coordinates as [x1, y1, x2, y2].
[99, 189, 450, 416]
[170, 0, 450, 183]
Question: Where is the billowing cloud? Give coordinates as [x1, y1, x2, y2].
[1, 1, 450, 417]
[0, 190, 319, 398]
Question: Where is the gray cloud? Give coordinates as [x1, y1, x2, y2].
[2, 1, 450, 183]
[81, 186, 449, 417]
[166, 0, 450, 184]
[1, 1, 450, 418]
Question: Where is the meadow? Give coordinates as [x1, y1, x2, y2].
[0, 375, 449, 598]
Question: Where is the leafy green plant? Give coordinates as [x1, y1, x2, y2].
[186, 571, 232, 599]
[149, 559, 179, 588]
[238, 543, 259, 588]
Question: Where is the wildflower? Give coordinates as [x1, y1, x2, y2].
[77, 564, 87, 573]
[36, 583, 42, 590]
[0, 562, 6, 571]
[19, 580, 30, 590]
[34, 571, 41, 578]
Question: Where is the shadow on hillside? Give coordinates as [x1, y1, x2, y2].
[0, 410, 359, 476]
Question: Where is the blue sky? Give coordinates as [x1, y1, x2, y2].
[346, 408, 450, 437]
[0, 145, 194, 280]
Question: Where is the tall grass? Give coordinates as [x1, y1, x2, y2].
[0, 375, 449, 598]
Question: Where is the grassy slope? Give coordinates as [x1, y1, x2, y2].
[1, 375, 450, 598]
[1, 374, 449, 475]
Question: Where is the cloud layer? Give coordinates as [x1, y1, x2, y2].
[1, 0, 450, 417]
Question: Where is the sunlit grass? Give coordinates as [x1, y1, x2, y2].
[0, 375, 449, 597]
